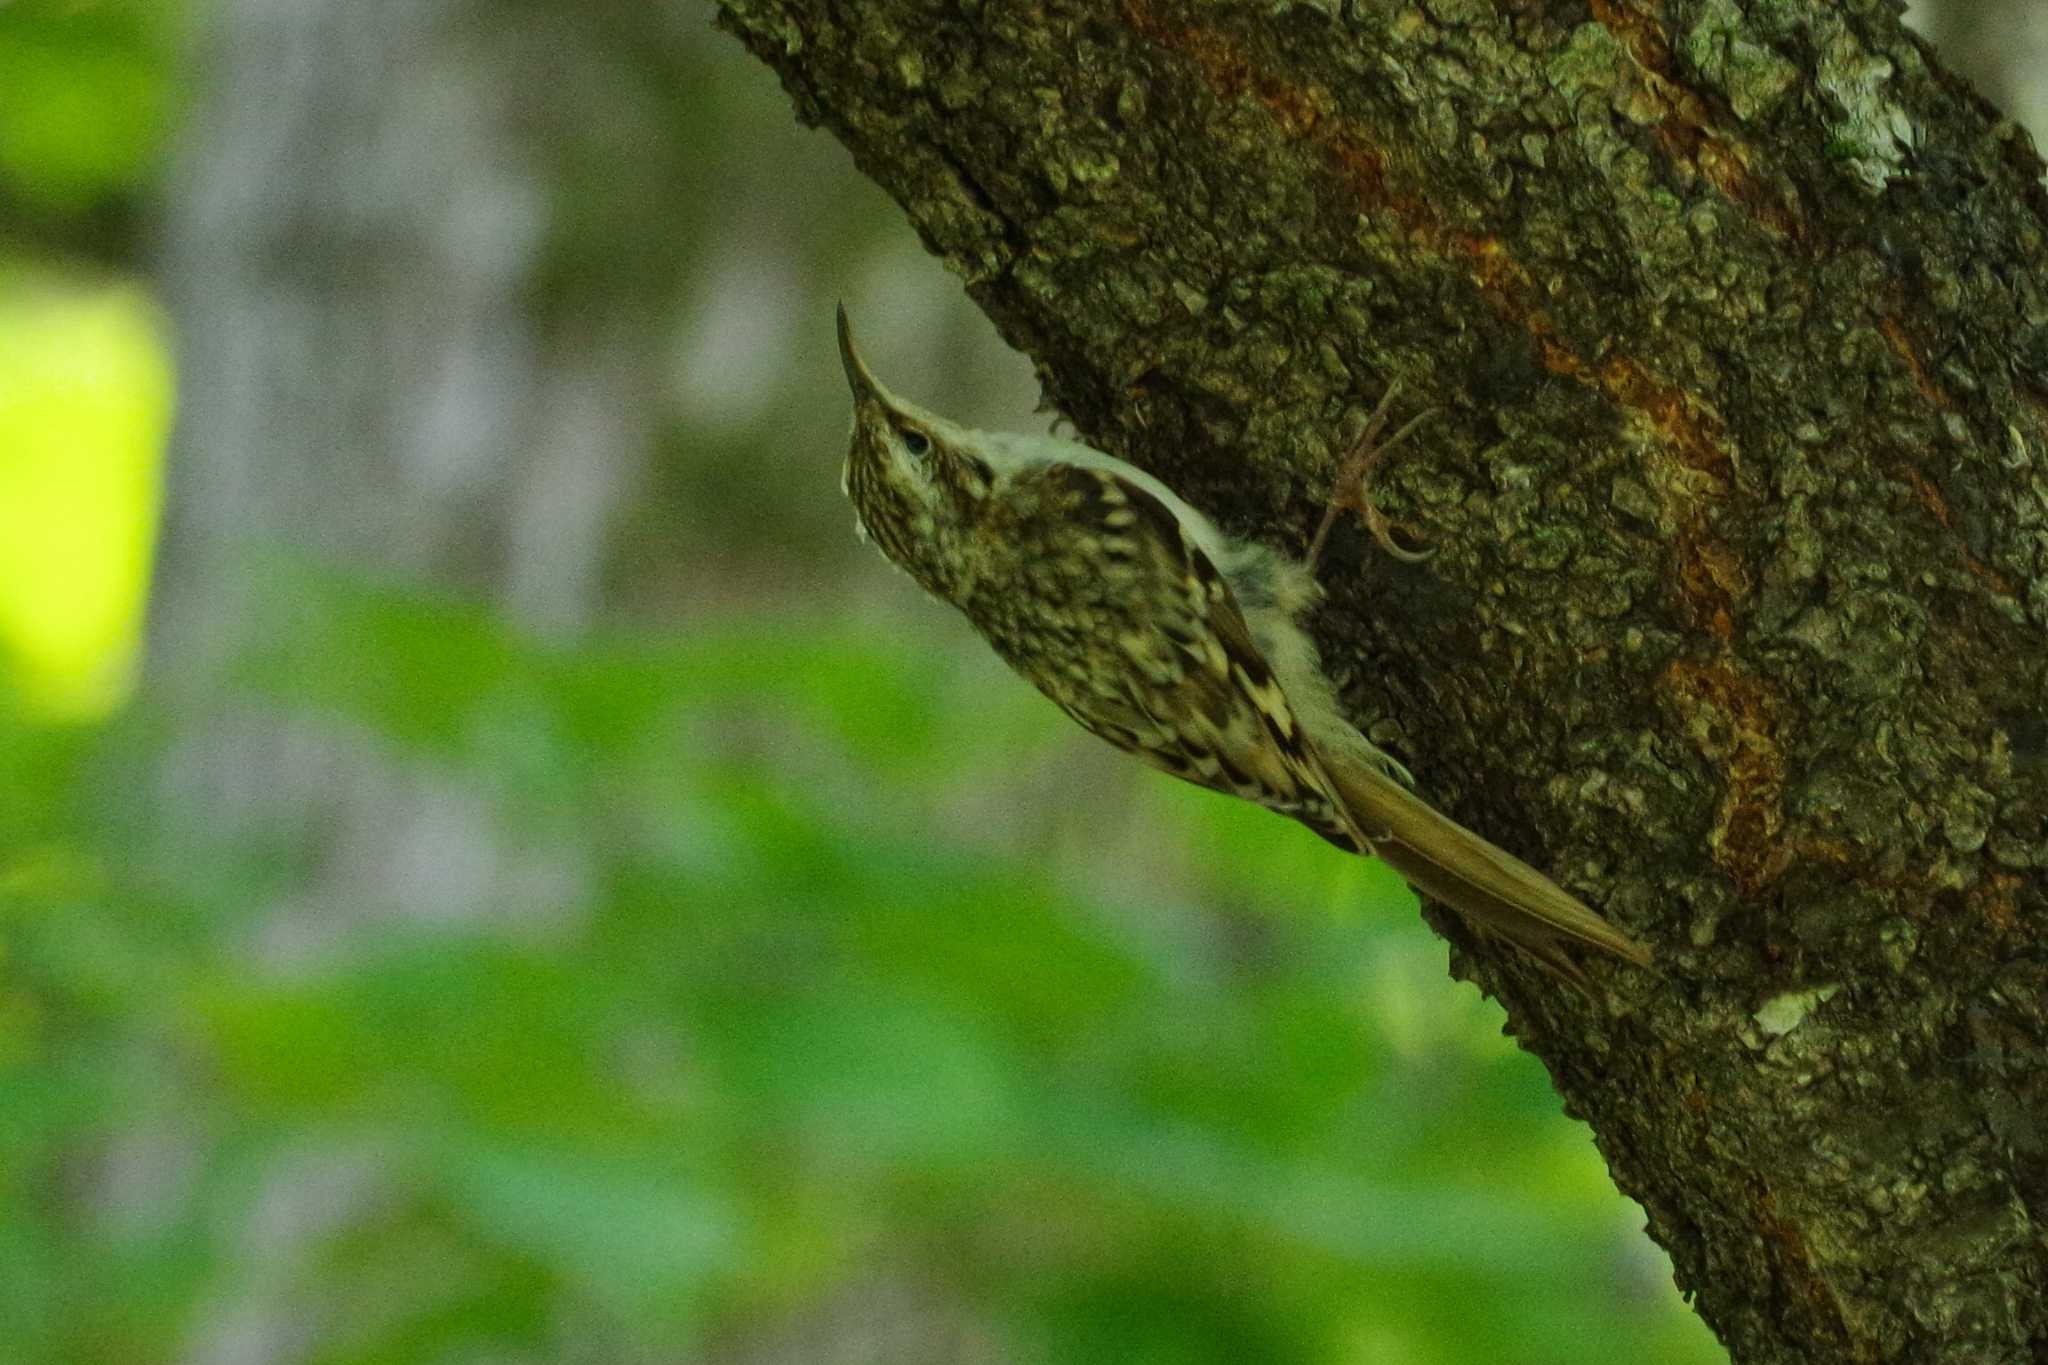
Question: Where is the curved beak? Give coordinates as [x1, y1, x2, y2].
[836, 303, 881, 403]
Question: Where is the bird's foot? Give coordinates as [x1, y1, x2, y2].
[1305, 382, 1436, 570]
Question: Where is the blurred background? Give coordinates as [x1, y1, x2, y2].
[0, 2, 2036, 1361]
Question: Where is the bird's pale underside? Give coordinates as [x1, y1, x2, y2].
[836, 305, 1650, 976]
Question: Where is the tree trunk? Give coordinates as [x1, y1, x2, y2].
[715, 2, 2048, 1360]
[145, 0, 664, 1355]
[152, 0, 648, 939]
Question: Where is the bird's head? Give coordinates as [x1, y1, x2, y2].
[837, 305, 995, 601]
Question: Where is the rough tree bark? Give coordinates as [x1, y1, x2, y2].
[716, 2, 2048, 1361]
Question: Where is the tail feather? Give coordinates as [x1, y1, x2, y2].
[1324, 759, 1652, 972]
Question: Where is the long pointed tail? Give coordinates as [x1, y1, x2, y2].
[1324, 759, 1652, 972]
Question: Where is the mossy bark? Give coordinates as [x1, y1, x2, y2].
[717, 2, 2048, 1359]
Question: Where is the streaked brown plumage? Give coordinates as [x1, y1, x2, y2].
[837, 306, 1650, 975]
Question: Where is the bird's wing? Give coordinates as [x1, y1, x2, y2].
[1021, 462, 1371, 849]
[1017, 462, 1651, 973]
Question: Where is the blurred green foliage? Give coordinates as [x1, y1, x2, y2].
[0, 276, 168, 716]
[0, 3, 167, 208]
[0, 0, 176, 260]
[1, 570, 1722, 1363]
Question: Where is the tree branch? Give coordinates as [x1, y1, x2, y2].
[716, 1, 2048, 1358]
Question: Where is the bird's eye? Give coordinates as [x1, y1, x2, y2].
[901, 429, 930, 457]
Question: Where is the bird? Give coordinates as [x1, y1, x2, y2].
[835, 305, 1650, 976]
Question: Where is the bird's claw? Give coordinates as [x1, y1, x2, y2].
[1306, 381, 1437, 570]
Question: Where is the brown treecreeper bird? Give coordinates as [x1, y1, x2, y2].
[836, 306, 1650, 975]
